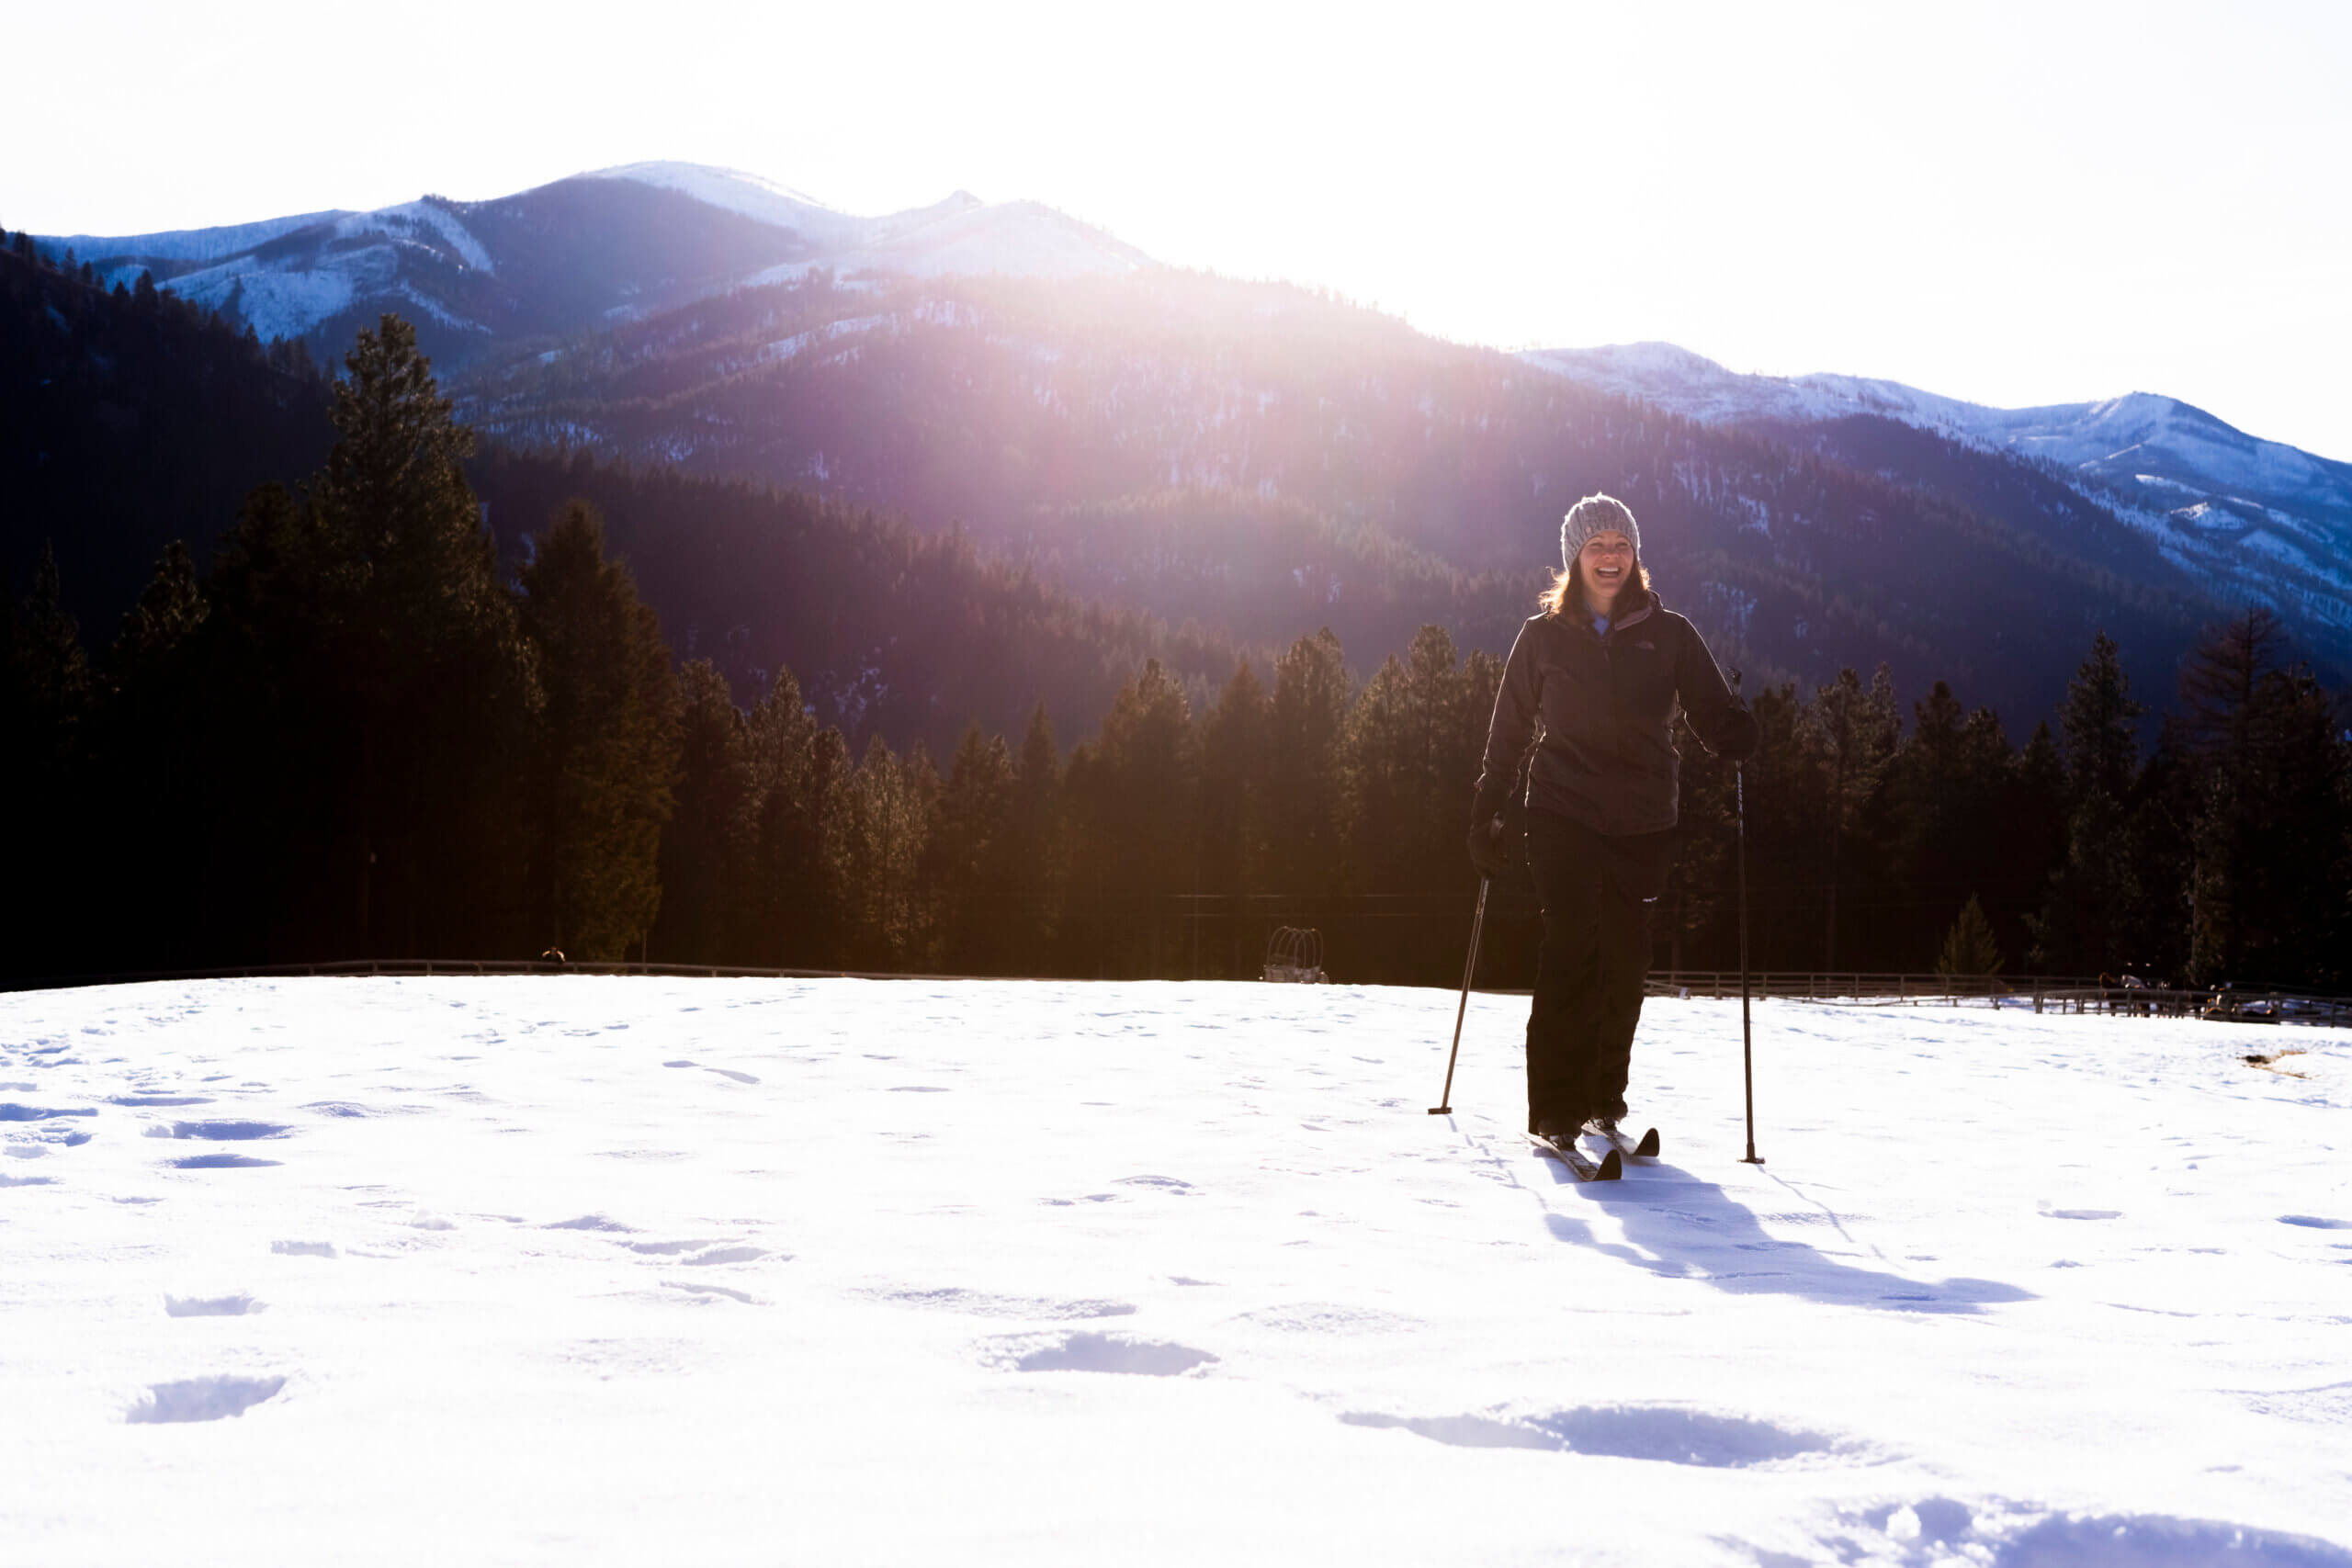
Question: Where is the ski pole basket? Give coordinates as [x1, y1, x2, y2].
[1261, 926, 1326, 984]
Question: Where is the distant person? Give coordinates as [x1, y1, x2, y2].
[1468, 492, 1758, 1145]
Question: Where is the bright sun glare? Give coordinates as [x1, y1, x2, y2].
[10, 0, 2350, 456]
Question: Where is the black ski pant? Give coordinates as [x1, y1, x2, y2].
[1521, 808, 1674, 1134]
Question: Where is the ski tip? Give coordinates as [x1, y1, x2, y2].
[1596, 1147, 1623, 1181]
[1634, 1127, 1660, 1158]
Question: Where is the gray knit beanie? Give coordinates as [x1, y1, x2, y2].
[1561, 492, 1641, 568]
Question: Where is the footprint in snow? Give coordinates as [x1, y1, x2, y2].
[127, 1374, 287, 1423]
[166, 1293, 262, 1317]
[2279, 1214, 2352, 1230]
[271, 1240, 336, 1258]
[1852, 1506, 2352, 1567]
[173, 1154, 279, 1169]
[545, 1214, 634, 1232]
[1001, 1332, 1217, 1376]
[680, 1246, 770, 1266]
[1342, 1405, 1841, 1467]
[663, 1060, 760, 1084]
[147, 1120, 292, 1142]
[624, 1238, 721, 1255]
[624, 1238, 772, 1265]
[664, 1281, 759, 1303]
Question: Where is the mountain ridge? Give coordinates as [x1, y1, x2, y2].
[37, 164, 1151, 366]
[1521, 342, 2352, 654]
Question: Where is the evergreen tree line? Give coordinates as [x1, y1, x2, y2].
[6, 315, 2347, 988]
[3, 233, 332, 627]
[1685, 622, 2351, 991]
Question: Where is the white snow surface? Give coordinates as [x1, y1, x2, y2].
[5, 976, 2348, 1566]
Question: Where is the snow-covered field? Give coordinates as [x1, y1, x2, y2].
[4, 976, 2347, 1566]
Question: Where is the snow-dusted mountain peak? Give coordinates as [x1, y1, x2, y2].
[579, 161, 860, 245]
[1522, 341, 2352, 638]
[37, 163, 1156, 362]
[584, 159, 839, 213]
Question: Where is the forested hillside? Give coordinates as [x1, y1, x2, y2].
[5, 241, 2345, 993]
[461, 267, 2237, 726]
[0, 236, 333, 622]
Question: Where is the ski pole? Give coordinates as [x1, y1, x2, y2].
[1429, 874, 1492, 1115]
[1736, 757, 1763, 1165]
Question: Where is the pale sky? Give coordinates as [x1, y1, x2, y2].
[12, 0, 2350, 458]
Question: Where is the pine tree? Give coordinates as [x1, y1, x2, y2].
[11, 544, 89, 736]
[516, 500, 683, 963]
[111, 539, 208, 676]
[1340, 625, 1479, 911]
[2062, 632, 2144, 805]
[319, 316, 536, 956]
[2030, 633, 2146, 975]
[2184, 641, 2348, 987]
[931, 725, 1017, 973]
[1936, 895, 2003, 979]
[1266, 627, 1350, 896]
[738, 670, 827, 965]
[205, 316, 536, 958]
[1883, 682, 2018, 968]
[2177, 610, 2290, 984]
[1805, 664, 1901, 970]
[1198, 659, 1272, 910]
[3, 548, 93, 974]
[655, 660, 751, 964]
[997, 703, 1063, 972]
[1074, 658, 1196, 975]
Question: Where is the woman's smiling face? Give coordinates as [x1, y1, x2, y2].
[1578, 530, 1636, 603]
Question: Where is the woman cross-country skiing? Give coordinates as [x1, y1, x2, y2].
[1468, 492, 1758, 1147]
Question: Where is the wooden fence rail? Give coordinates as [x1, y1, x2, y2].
[1641, 971, 2351, 1028]
[7, 960, 2347, 1029]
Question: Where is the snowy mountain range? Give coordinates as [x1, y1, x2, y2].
[25, 167, 2352, 709]
[1521, 343, 2352, 643]
[42, 163, 1150, 363]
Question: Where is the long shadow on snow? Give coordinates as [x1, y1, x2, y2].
[1537, 1158, 2032, 1314]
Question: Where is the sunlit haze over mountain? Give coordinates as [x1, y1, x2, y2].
[11, 0, 2349, 457]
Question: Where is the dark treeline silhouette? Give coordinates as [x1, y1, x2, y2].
[6, 297, 2347, 989]
[465, 451, 1240, 760]
[2, 233, 333, 626]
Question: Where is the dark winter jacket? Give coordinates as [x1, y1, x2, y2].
[1472, 591, 1757, 838]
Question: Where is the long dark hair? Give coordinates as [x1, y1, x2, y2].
[1541, 556, 1652, 618]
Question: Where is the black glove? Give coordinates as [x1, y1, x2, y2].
[1466, 815, 1512, 877]
[1716, 706, 1761, 763]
